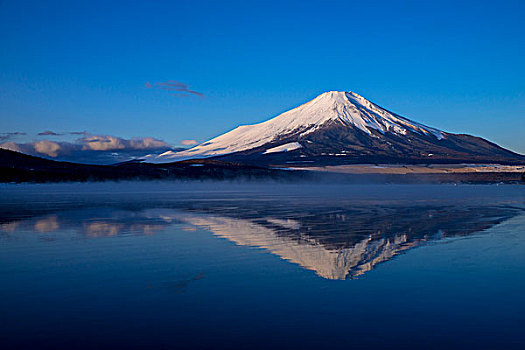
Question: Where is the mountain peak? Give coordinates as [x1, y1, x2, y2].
[274, 90, 444, 139]
[315, 90, 363, 102]
[312, 90, 352, 104]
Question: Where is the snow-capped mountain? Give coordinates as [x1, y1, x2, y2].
[155, 91, 524, 165]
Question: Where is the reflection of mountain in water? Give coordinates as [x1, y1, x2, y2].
[1, 200, 521, 280]
[164, 211, 421, 280]
[159, 204, 520, 279]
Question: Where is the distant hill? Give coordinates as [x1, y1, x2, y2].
[0, 149, 305, 183]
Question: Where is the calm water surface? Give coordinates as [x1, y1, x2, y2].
[1, 183, 524, 349]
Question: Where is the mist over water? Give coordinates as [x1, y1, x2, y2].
[1, 182, 525, 349]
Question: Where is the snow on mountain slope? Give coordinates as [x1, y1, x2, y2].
[263, 142, 302, 154]
[153, 91, 445, 162]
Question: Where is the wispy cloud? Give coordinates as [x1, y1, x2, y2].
[0, 132, 26, 141]
[37, 130, 88, 136]
[145, 80, 203, 97]
[180, 139, 198, 146]
[38, 130, 63, 136]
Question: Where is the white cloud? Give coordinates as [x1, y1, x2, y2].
[34, 140, 61, 157]
[0, 141, 23, 153]
[81, 135, 126, 151]
[130, 137, 170, 149]
[80, 135, 171, 151]
[181, 139, 198, 146]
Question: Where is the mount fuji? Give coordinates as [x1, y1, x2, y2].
[154, 91, 524, 166]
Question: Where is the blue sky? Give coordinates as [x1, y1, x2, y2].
[1, 0, 524, 153]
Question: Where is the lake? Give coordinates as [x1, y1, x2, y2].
[1, 182, 524, 349]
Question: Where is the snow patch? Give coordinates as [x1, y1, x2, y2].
[263, 142, 302, 154]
